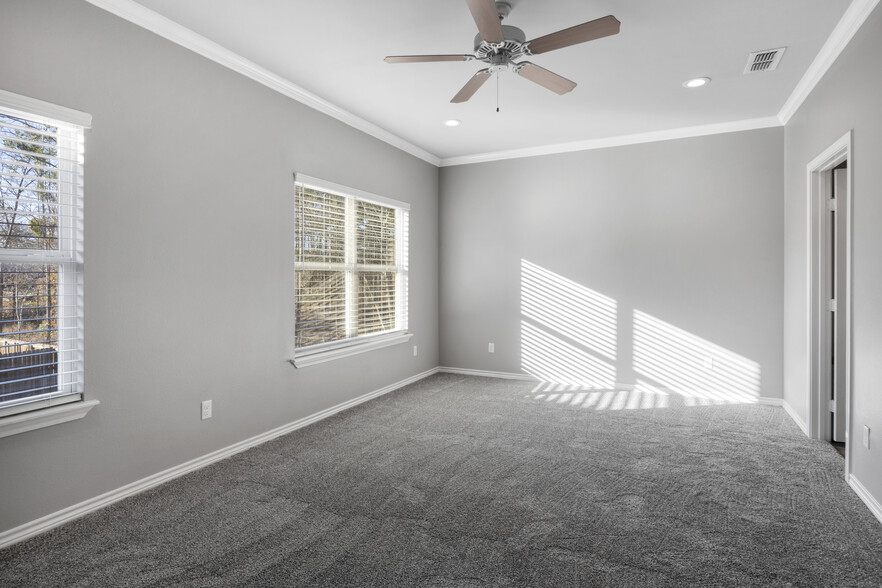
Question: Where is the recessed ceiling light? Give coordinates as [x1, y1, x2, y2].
[444, 119, 462, 127]
[683, 77, 711, 88]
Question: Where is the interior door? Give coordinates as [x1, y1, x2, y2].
[832, 165, 847, 442]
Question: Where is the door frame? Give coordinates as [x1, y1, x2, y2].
[806, 130, 852, 479]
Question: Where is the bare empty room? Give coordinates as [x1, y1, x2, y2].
[1, 0, 881, 586]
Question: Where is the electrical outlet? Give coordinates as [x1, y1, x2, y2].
[864, 425, 871, 449]
[413, 345, 418, 357]
[488, 342, 495, 353]
[201, 400, 212, 420]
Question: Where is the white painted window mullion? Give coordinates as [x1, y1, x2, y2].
[345, 195, 357, 339]
[396, 208, 409, 332]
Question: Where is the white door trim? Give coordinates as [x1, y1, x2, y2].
[805, 130, 852, 479]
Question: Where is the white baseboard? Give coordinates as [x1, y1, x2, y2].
[849, 474, 882, 526]
[782, 400, 810, 436]
[438, 369, 783, 407]
[437, 369, 637, 391]
[437, 367, 534, 380]
[0, 367, 439, 549]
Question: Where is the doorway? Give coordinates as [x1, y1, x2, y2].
[807, 131, 852, 478]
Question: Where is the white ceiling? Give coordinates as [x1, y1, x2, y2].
[118, 0, 854, 164]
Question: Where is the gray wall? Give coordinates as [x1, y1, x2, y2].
[440, 129, 784, 402]
[3, 0, 880, 541]
[0, 0, 438, 534]
[783, 6, 882, 502]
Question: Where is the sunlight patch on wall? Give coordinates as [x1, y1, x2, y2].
[633, 310, 761, 403]
[521, 260, 617, 359]
[521, 321, 616, 389]
[518, 260, 762, 410]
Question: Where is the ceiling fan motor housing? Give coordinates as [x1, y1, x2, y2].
[473, 25, 528, 67]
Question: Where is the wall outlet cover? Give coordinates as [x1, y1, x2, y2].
[201, 400, 212, 420]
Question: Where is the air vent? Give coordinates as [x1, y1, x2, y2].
[744, 47, 786, 74]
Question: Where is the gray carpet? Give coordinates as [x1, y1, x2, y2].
[2, 373, 881, 587]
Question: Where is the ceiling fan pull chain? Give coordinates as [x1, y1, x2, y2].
[496, 72, 500, 113]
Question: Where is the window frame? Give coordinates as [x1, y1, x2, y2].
[0, 89, 96, 438]
[291, 173, 411, 368]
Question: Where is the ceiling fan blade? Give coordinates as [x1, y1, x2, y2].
[527, 15, 620, 55]
[515, 62, 577, 95]
[384, 55, 473, 63]
[451, 69, 492, 103]
[466, 0, 505, 44]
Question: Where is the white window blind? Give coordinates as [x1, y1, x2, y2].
[294, 174, 409, 361]
[0, 98, 85, 418]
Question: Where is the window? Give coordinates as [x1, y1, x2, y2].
[293, 174, 410, 366]
[0, 90, 94, 437]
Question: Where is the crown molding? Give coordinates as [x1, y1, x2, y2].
[82, 0, 441, 166]
[82, 0, 876, 169]
[439, 116, 783, 167]
[778, 0, 880, 124]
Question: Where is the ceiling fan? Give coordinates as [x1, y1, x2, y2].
[384, 0, 621, 103]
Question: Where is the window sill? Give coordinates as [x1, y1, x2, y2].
[0, 399, 100, 439]
[291, 332, 413, 368]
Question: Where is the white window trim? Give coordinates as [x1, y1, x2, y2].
[0, 399, 98, 439]
[291, 331, 413, 368]
[291, 174, 411, 367]
[0, 89, 95, 437]
[0, 89, 92, 128]
[295, 174, 410, 211]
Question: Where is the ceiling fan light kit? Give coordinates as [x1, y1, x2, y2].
[385, 0, 620, 104]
